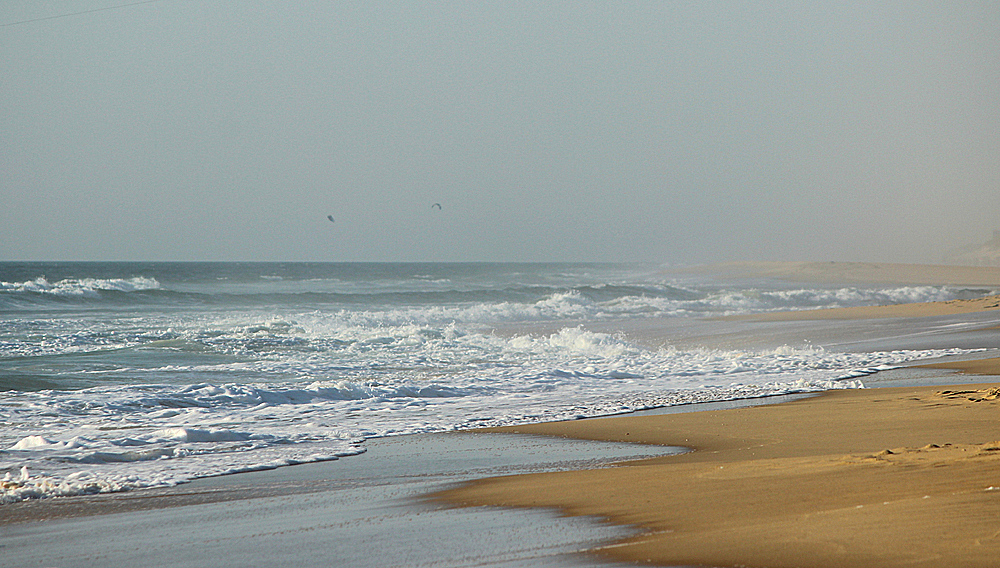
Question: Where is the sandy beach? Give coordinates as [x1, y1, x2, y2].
[432, 262, 1000, 567]
[4, 261, 1000, 567]
[7, 0, 1000, 563]
[437, 382, 1000, 567]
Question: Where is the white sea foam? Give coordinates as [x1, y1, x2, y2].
[272, 284, 989, 325]
[0, 276, 161, 296]
[2, 263, 994, 504]
[0, 324, 974, 503]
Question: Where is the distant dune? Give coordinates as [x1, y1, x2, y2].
[944, 231, 1000, 267]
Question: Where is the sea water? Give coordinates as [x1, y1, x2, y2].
[0, 262, 988, 503]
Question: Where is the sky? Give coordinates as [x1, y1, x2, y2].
[2, 1, 998, 263]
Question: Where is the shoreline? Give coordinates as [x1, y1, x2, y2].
[429, 270, 1000, 567]
[0, 392, 807, 528]
[436, 379, 1000, 567]
[7, 367, 999, 567]
[6, 261, 1000, 567]
[0, 432, 678, 567]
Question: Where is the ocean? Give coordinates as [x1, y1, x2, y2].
[0, 261, 983, 503]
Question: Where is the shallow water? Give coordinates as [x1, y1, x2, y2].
[1, 432, 682, 568]
[1, 262, 993, 502]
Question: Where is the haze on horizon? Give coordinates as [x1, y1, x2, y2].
[2, 1, 998, 264]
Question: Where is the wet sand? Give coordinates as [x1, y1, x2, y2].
[434, 262, 1000, 567]
[0, 433, 679, 568]
[5, 261, 1000, 567]
[436, 382, 1000, 567]
[920, 356, 1000, 375]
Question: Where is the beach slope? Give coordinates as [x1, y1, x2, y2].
[437, 264, 1000, 567]
[436, 384, 1000, 567]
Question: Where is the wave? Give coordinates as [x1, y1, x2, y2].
[1, 282, 990, 366]
[689, 285, 980, 315]
[0, 276, 161, 296]
[0, 333, 977, 503]
[5, 262, 995, 505]
[3, 273, 990, 322]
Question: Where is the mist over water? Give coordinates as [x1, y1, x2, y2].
[4, 0, 997, 518]
[2, 3, 998, 263]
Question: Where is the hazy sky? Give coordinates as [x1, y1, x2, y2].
[2, 1, 998, 263]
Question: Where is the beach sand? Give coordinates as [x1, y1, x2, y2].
[432, 262, 1000, 567]
[920, 357, 1000, 376]
[436, 383, 1000, 567]
[5, 261, 1000, 567]
[0, 433, 677, 568]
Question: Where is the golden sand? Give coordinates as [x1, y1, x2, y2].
[919, 357, 1000, 376]
[436, 384, 1000, 567]
[436, 263, 1000, 567]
